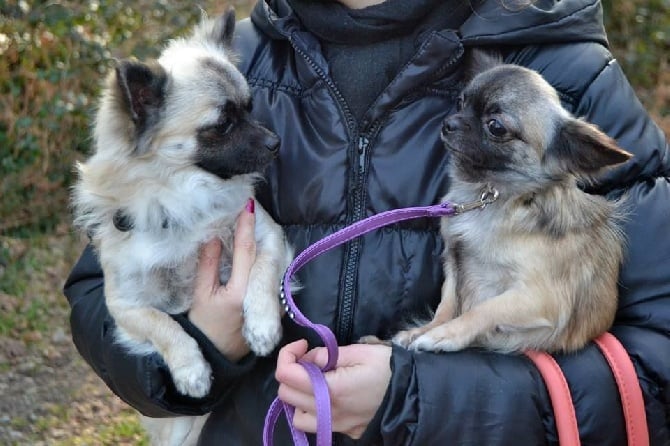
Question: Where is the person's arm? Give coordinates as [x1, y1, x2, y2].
[381, 345, 628, 445]
[276, 340, 628, 444]
[64, 209, 259, 416]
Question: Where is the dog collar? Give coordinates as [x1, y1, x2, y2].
[453, 185, 499, 214]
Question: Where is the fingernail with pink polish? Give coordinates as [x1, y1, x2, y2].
[246, 198, 255, 214]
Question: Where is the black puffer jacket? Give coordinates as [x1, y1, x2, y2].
[64, 0, 670, 444]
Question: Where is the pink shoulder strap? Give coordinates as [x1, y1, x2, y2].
[594, 332, 649, 446]
[525, 332, 649, 445]
[524, 350, 581, 444]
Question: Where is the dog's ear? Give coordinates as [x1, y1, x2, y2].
[211, 7, 236, 48]
[464, 48, 503, 82]
[114, 59, 167, 134]
[547, 117, 633, 175]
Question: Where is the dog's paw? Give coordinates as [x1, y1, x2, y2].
[408, 325, 471, 352]
[171, 357, 212, 398]
[358, 335, 392, 346]
[243, 315, 282, 356]
[392, 328, 425, 348]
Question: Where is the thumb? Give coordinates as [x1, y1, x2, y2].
[303, 344, 372, 369]
[276, 339, 310, 385]
[301, 346, 333, 369]
[279, 339, 310, 364]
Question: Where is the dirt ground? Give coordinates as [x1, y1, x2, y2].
[0, 230, 147, 445]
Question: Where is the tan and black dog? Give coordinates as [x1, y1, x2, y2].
[72, 9, 292, 445]
[392, 52, 632, 354]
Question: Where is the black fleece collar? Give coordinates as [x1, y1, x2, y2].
[251, 0, 608, 48]
[285, 0, 455, 44]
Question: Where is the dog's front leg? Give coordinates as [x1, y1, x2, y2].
[240, 205, 290, 356]
[408, 288, 555, 352]
[393, 248, 459, 347]
[108, 301, 212, 397]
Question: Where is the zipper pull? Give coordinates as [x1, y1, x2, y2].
[358, 136, 369, 172]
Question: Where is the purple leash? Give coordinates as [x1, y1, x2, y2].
[263, 188, 499, 446]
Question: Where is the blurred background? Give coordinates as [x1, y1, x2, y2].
[0, 1, 668, 444]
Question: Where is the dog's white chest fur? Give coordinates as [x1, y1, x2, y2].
[82, 169, 250, 313]
[441, 200, 517, 305]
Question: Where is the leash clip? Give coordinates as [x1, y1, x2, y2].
[454, 186, 499, 215]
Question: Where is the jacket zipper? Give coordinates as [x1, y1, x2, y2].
[338, 41, 463, 333]
[287, 34, 358, 136]
[335, 134, 371, 343]
[326, 37, 463, 343]
[288, 34, 369, 344]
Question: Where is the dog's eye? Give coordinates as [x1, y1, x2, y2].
[217, 117, 235, 134]
[486, 119, 507, 137]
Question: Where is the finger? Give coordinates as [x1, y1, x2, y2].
[227, 199, 257, 293]
[194, 238, 223, 299]
[275, 340, 314, 393]
[277, 383, 316, 412]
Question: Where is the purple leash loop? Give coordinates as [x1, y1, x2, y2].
[263, 187, 498, 446]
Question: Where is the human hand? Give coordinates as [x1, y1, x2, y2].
[187, 199, 256, 362]
[276, 339, 392, 439]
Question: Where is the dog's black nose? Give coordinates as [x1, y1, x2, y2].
[442, 115, 472, 138]
[442, 116, 460, 136]
[264, 132, 281, 155]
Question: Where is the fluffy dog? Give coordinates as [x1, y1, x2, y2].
[71, 9, 292, 445]
[392, 53, 632, 354]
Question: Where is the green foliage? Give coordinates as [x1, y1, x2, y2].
[602, 0, 669, 89]
[602, 0, 670, 121]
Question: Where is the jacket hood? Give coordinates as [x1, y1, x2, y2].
[250, 0, 608, 48]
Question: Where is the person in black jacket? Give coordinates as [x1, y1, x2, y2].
[64, 0, 670, 444]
